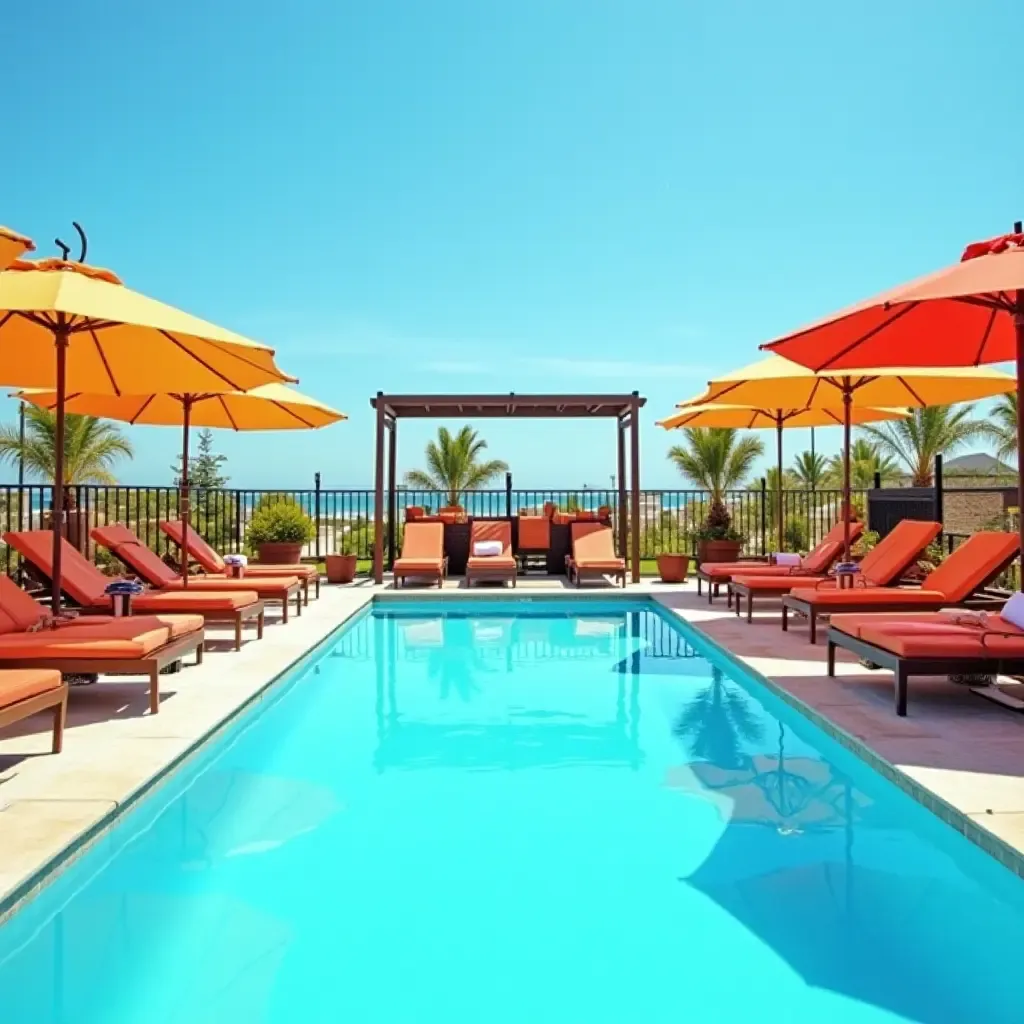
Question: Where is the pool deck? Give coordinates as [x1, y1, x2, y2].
[3, 575, 1024, 915]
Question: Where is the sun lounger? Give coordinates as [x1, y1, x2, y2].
[728, 519, 942, 624]
[466, 520, 517, 588]
[0, 669, 67, 752]
[780, 531, 1020, 643]
[393, 522, 447, 588]
[697, 521, 863, 603]
[4, 530, 264, 651]
[93, 525, 302, 622]
[567, 522, 626, 588]
[0, 575, 204, 715]
[826, 606, 1024, 716]
[159, 519, 319, 602]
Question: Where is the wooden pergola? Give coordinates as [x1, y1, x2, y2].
[370, 392, 647, 584]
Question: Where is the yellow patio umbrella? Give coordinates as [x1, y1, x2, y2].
[18, 384, 345, 584]
[0, 226, 33, 270]
[685, 355, 1015, 558]
[656, 402, 908, 553]
[0, 257, 295, 609]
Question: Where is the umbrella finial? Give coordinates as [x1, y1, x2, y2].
[54, 222, 87, 263]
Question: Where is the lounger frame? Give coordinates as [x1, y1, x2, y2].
[566, 558, 627, 589]
[696, 558, 770, 602]
[826, 625, 1024, 717]
[0, 682, 68, 752]
[0, 630, 205, 716]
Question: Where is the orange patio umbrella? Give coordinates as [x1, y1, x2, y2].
[0, 256, 294, 609]
[17, 384, 345, 585]
[0, 226, 33, 270]
[761, 225, 1024, 563]
[656, 402, 907, 553]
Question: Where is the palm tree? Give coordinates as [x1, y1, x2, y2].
[0, 406, 134, 494]
[668, 428, 764, 503]
[791, 450, 827, 490]
[673, 666, 763, 770]
[859, 405, 986, 486]
[979, 392, 1017, 466]
[826, 439, 900, 489]
[404, 426, 508, 505]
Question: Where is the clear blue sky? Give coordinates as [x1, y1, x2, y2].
[3, 0, 1020, 488]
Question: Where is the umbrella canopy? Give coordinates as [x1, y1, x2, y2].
[684, 355, 1014, 558]
[0, 226, 33, 270]
[657, 402, 908, 552]
[0, 258, 295, 610]
[760, 228, 1024, 568]
[18, 384, 345, 584]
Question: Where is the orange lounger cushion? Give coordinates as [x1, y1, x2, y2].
[829, 612, 968, 638]
[467, 556, 517, 570]
[396, 523, 444, 563]
[153, 576, 299, 596]
[570, 523, 624, 568]
[0, 625, 172, 659]
[132, 591, 259, 613]
[0, 668, 64, 706]
[855, 629, 988, 659]
[787, 587, 948, 607]
[731, 574, 828, 592]
[393, 559, 445, 573]
[68, 613, 205, 639]
[158, 520, 316, 577]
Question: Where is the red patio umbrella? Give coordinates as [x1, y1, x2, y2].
[761, 224, 1024, 565]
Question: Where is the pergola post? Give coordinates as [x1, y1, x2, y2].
[629, 391, 641, 584]
[373, 392, 386, 584]
[386, 418, 398, 570]
[616, 416, 627, 560]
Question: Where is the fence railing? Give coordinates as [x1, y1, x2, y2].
[0, 483, 866, 577]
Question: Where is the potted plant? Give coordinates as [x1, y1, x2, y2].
[246, 498, 315, 564]
[656, 552, 690, 583]
[325, 530, 357, 584]
[695, 499, 743, 564]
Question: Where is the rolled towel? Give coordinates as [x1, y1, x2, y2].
[472, 540, 504, 557]
[773, 552, 801, 567]
[223, 553, 249, 567]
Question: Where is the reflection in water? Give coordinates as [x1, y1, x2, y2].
[673, 665, 764, 769]
[373, 611, 644, 772]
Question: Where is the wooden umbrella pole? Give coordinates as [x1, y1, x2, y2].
[180, 397, 192, 588]
[51, 324, 69, 614]
[842, 382, 852, 562]
[776, 414, 784, 554]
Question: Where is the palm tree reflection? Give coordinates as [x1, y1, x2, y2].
[673, 666, 764, 770]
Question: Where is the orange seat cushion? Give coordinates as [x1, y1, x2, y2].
[132, 591, 258, 613]
[921, 531, 1020, 601]
[829, 612, 963, 638]
[732, 574, 828, 592]
[398, 523, 444, 563]
[0, 624, 172, 658]
[154, 577, 299, 596]
[573, 559, 625, 571]
[571, 523, 619, 566]
[394, 559, 444, 573]
[857, 629, 988, 659]
[0, 668, 63, 706]
[240, 565, 318, 580]
[59, 613, 203, 639]
[467, 556, 517, 570]
[858, 520, 941, 585]
[788, 587, 947, 608]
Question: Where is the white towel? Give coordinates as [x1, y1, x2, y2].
[473, 540, 504, 557]
[773, 552, 801, 566]
[223, 553, 248, 566]
[1000, 592, 1024, 630]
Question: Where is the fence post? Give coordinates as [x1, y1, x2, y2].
[314, 472, 322, 560]
[505, 471, 513, 518]
[873, 471, 881, 489]
[759, 478, 767, 556]
[933, 454, 943, 545]
[235, 490, 242, 552]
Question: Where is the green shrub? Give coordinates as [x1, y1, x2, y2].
[782, 514, 809, 552]
[246, 500, 315, 548]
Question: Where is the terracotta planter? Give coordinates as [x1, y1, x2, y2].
[257, 541, 303, 564]
[326, 553, 357, 584]
[697, 539, 742, 564]
[656, 553, 690, 583]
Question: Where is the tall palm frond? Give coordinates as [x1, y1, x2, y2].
[404, 426, 508, 505]
[791, 450, 827, 489]
[859, 405, 986, 486]
[978, 393, 1018, 466]
[667, 428, 764, 502]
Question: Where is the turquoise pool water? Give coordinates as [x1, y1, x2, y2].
[1, 599, 1023, 1023]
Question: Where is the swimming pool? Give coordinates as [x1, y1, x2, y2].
[1, 598, 1022, 1022]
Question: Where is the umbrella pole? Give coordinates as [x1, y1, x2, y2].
[51, 325, 70, 615]
[776, 414, 784, 553]
[842, 382, 852, 562]
[180, 398, 191, 588]
[1016, 304, 1024, 589]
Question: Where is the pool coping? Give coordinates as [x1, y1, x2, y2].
[0, 597, 373, 924]
[3, 585, 1023, 924]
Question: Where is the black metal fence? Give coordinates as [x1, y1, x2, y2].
[0, 483, 864, 576]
